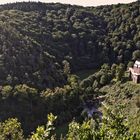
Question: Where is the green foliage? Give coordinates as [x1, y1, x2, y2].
[67, 120, 93, 140]
[0, 2, 139, 139]
[0, 1, 139, 89]
[115, 63, 125, 81]
[0, 118, 24, 140]
[30, 113, 57, 140]
[111, 64, 117, 76]
[67, 75, 79, 88]
[0, 83, 82, 135]
[63, 60, 71, 75]
[127, 61, 134, 68]
[132, 50, 140, 60]
[1, 108, 138, 140]
[67, 107, 140, 140]
[80, 64, 113, 89]
[101, 107, 130, 140]
[1, 85, 13, 98]
[100, 82, 140, 132]
[100, 75, 108, 85]
[136, 96, 140, 108]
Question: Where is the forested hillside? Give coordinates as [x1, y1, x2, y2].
[0, 1, 139, 88]
[0, 1, 140, 139]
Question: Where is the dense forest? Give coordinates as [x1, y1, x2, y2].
[0, 1, 140, 140]
[0, 1, 139, 88]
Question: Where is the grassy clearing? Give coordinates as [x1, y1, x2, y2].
[75, 69, 98, 80]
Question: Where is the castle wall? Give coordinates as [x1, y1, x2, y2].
[132, 74, 138, 83]
[134, 66, 140, 73]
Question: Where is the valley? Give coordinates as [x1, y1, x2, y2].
[0, 1, 139, 139]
